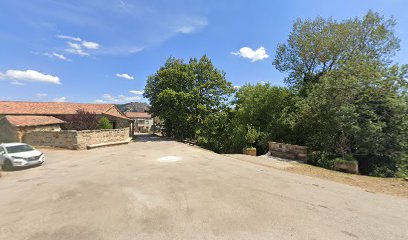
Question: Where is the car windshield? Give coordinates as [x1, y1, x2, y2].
[6, 145, 34, 154]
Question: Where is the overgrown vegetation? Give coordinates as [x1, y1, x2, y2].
[60, 110, 99, 130]
[145, 11, 408, 177]
[60, 110, 115, 131]
[98, 117, 113, 129]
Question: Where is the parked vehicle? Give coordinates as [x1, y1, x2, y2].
[0, 143, 45, 170]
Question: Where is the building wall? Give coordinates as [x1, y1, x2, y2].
[135, 118, 154, 133]
[17, 125, 61, 142]
[0, 118, 19, 143]
[103, 114, 130, 129]
[23, 128, 130, 150]
[0, 117, 62, 143]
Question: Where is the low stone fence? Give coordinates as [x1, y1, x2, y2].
[268, 142, 308, 162]
[23, 128, 130, 150]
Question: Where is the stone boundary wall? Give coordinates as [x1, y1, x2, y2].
[23, 128, 130, 150]
[268, 142, 308, 162]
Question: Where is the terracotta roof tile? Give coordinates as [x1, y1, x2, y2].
[5, 115, 65, 127]
[125, 112, 152, 119]
[0, 101, 129, 120]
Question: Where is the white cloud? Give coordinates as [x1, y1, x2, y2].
[36, 93, 48, 98]
[233, 85, 241, 89]
[10, 81, 25, 86]
[53, 97, 66, 102]
[82, 41, 100, 49]
[231, 46, 269, 62]
[129, 90, 144, 95]
[116, 73, 134, 80]
[43, 52, 69, 61]
[67, 42, 81, 50]
[175, 18, 208, 34]
[66, 41, 89, 56]
[260, 81, 266, 85]
[99, 93, 141, 103]
[57, 35, 101, 56]
[56, 35, 82, 42]
[0, 69, 61, 84]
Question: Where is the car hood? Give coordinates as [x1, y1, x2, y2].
[8, 150, 43, 158]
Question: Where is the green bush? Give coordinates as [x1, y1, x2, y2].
[308, 151, 335, 169]
[245, 124, 260, 148]
[98, 117, 113, 129]
[333, 158, 358, 167]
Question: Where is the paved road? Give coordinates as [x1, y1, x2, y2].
[1, 134, 407, 240]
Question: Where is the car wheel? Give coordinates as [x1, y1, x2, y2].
[3, 160, 13, 171]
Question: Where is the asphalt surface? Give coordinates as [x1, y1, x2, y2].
[0, 134, 407, 240]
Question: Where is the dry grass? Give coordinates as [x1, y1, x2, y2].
[225, 154, 408, 199]
[286, 163, 408, 198]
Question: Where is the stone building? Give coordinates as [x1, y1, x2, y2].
[0, 101, 134, 143]
[0, 115, 64, 143]
[125, 112, 154, 133]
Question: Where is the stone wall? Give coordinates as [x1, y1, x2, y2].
[23, 128, 130, 150]
[268, 142, 308, 162]
[0, 118, 18, 143]
[23, 131, 78, 149]
[76, 128, 130, 148]
[17, 125, 61, 142]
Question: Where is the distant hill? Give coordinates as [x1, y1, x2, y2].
[117, 102, 150, 113]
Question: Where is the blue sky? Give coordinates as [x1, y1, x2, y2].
[0, 0, 407, 103]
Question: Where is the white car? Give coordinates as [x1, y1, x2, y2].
[0, 143, 45, 170]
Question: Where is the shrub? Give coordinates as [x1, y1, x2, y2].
[98, 117, 113, 129]
[60, 110, 99, 130]
[245, 124, 260, 148]
[308, 151, 335, 169]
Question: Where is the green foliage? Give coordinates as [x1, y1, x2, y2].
[292, 61, 408, 176]
[307, 151, 335, 169]
[273, 10, 400, 93]
[60, 110, 99, 130]
[144, 55, 234, 141]
[197, 111, 233, 153]
[245, 124, 260, 147]
[232, 83, 296, 153]
[333, 158, 358, 165]
[98, 117, 113, 129]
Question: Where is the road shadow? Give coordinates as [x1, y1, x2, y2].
[1, 163, 43, 172]
[133, 134, 173, 142]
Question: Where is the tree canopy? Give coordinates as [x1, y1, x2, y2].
[273, 11, 400, 93]
[144, 55, 234, 140]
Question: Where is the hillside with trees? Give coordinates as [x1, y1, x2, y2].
[117, 102, 150, 113]
[144, 11, 408, 178]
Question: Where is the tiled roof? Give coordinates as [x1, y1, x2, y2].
[125, 112, 152, 119]
[0, 101, 129, 120]
[4, 115, 65, 127]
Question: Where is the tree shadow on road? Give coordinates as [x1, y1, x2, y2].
[133, 134, 173, 142]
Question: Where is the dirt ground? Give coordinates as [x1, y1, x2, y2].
[225, 154, 408, 198]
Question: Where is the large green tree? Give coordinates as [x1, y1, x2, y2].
[233, 83, 296, 152]
[144, 55, 234, 140]
[292, 62, 408, 176]
[274, 11, 408, 176]
[273, 10, 400, 93]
